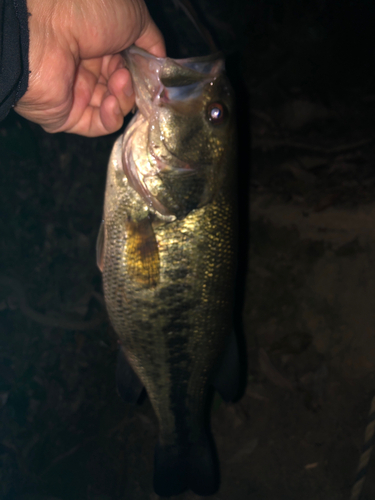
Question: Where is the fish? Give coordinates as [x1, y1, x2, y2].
[97, 46, 238, 497]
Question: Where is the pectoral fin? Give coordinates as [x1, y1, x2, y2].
[96, 220, 105, 272]
[125, 216, 160, 288]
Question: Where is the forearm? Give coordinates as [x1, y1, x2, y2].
[0, 0, 29, 120]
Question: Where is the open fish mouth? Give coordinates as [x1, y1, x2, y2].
[123, 46, 224, 109]
[120, 47, 226, 220]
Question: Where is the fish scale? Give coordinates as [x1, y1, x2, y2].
[103, 165, 235, 435]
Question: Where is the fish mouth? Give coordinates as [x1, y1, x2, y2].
[124, 45, 224, 78]
[123, 46, 224, 111]
[121, 47, 225, 220]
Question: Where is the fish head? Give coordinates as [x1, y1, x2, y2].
[122, 47, 236, 220]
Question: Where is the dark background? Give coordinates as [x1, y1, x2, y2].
[1, 1, 375, 499]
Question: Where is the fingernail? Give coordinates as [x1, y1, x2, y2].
[117, 60, 125, 70]
[124, 82, 134, 97]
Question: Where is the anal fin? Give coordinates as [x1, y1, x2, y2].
[116, 346, 145, 404]
[213, 330, 240, 402]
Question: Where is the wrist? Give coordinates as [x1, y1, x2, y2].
[13, 0, 30, 101]
[0, 0, 30, 120]
[24, 0, 78, 101]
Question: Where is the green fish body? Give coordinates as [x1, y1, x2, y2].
[97, 46, 237, 496]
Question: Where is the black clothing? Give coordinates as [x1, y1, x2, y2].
[0, 0, 29, 121]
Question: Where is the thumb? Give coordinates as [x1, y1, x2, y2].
[135, 17, 166, 58]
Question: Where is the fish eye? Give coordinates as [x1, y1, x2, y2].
[207, 102, 226, 125]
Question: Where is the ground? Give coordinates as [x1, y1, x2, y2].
[1, 1, 375, 499]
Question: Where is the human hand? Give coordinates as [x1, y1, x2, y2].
[14, 0, 165, 136]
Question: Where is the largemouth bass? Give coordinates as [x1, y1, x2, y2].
[97, 46, 238, 496]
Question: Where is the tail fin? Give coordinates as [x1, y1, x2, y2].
[153, 432, 219, 497]
[153, 442, 188, 496]
[188, 432, 220, 496]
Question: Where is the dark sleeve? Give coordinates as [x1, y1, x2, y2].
[0, 0, 29, 121]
